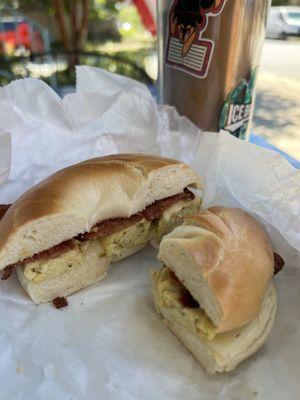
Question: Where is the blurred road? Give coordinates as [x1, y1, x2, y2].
[259, 39, 300, 81]
[253, 39, 300, 160]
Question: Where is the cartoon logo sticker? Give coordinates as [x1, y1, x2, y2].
[165, 0, 227, 79]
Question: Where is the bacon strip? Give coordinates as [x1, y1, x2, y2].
[76, 213, 144, 242]
[168, 269, 199, 309]
[76, 189, 194, 242]
[1, 240, 75, 278]
[22, 240, 75, 265]
[1, 265, 14, 280]
[52, 296, 68, 309]
[142, 188, 194, 221]
[179, 291, 199, 309]
[0, 204, 11, 220]
[273, 253, 285, 275]
[0, 205, 13, 280]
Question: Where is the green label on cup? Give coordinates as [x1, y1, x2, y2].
[219, 69, 257, 139]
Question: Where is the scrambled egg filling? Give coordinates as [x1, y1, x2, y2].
[152, 266, 217, 341]
[23, 197, 201, 283]
[100, 218, 151, 260]
[150, 197, 202, 239]
[23, 240, 105, 283]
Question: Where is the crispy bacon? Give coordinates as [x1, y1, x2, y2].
[76, 213, 144, 242]
[23, 240, 75, 265]
[0, 205, 13, 279]
[142, 188, 194, 221]
[273, 253, 285, 275]
[1, 265, 14, 280]
[1, 240, 75, 278]
[0, 204, 11, 220]
[168, 269, 199, 309]
[52, 296, 68, 309]
[77, 188, 194, 241]
[179, 290, 199, 309]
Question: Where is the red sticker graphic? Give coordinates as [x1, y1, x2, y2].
[165, 0, 227, 79]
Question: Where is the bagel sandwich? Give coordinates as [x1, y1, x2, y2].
[152, 207, 278, 374]
[0, 154, 202, 303]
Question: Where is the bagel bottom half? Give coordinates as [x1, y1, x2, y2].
[152, 271, 277, 374]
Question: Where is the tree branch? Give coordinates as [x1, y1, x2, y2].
[78, 0, 89, 49]
[52, 0, 71, 50]
[69, 0, 79, 50]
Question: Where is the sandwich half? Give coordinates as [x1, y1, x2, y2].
[0, 154, 202, 303]
[152, 207, 277, 373]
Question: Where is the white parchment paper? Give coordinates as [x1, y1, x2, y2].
[0, 66, 299, 400]
[0, 130, 10, 187]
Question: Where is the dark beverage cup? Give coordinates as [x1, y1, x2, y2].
[157, 0, 271, 139]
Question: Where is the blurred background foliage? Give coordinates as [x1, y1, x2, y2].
[0, 0, 299, 160]
[272, 0, 293, 5]
[0, 0, 298, 89]
[0, 0, 156, 90]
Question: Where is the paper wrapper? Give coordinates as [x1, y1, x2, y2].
[0, 66, 299, 400]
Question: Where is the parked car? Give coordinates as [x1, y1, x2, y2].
[0, 17, 44, 54]
[266, 6, 300, 39]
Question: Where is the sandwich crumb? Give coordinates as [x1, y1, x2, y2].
[273, 253, 285, 275]
[52, 296, 68, 309]
[16, 365, 24, 373]
[1, 265, 14, 280]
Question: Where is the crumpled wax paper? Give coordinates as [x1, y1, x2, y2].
[0, 130, 10, 187]
[0, 66, 299, 400]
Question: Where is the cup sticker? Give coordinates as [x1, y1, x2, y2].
[165, 0, 227, 79]
[219, 69, 257, 139]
